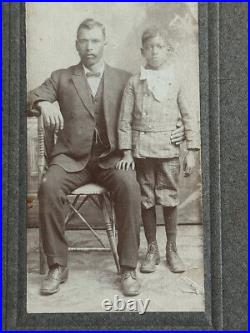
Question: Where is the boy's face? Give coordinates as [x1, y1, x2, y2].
[76, 27, 106, 67]
[141, 35, 169, 69]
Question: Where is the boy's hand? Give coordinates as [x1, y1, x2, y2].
[171, 122, 185, 145]
[116, 150, 135, 171]
[183, 150, 196, 177]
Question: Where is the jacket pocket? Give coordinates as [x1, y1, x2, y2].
[133, 131, 180, 158]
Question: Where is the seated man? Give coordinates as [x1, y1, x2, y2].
[28, 18, 185, 297]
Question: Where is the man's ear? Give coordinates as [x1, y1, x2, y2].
[141, 48, 144, 56]
[75, 40, 79, 51]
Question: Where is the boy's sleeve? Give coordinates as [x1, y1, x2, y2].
[27, 70, 59, 111]
[178, 80, 201, 151]
[118, 77, 135, 150]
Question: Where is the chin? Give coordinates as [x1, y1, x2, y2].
[149, 63, 160, 69]
[150, 60, 165, 69]
[82, 58, 97, 67]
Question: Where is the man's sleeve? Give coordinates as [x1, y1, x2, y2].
[27, 70, 59, 111]
[178, 81, 201, 151]
[118, 77, 135, 150]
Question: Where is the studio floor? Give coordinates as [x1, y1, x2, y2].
[27, 225, 205, 313]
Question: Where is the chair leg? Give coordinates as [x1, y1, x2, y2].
[110, 199, 116, 239]
[100, 194, 120, 273]
[65, 194, 80, 225]
[67, 199, 106, 248]
[39, 227, 47, 275]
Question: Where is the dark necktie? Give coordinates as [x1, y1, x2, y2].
[86, 72, 101, 78]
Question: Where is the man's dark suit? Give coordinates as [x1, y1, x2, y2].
[28, 63, 141, 269]
[29, 63, 131, 171]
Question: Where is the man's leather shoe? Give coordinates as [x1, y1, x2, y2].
[121, 269, 141, 296]
[140, 241, 160, 273]
[40, 265, 69, 295]
[166, 241, 185, 273]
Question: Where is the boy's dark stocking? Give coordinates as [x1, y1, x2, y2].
[163, 206, 177, 243]
[141, 206, 157, 244]
[163, 206, 185, 273]
[140, 206, 160, 273]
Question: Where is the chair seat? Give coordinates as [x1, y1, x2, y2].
[71, 183, 107, 195]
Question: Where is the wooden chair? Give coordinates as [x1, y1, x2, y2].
[29, 109, 120, 275]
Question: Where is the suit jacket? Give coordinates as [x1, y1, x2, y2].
[28, 63, 131, 172]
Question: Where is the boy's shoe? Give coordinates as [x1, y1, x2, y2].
[166, 241, 185, 273]
[40, 264, 69, 295]
[140, 241, 160, 273]
[121, 269, 141, 296]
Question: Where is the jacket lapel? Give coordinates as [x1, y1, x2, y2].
[103, 65, 115, 132]
[71, 63, 95, 118]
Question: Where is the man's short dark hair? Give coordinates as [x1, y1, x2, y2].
[77, 18, 106, 39]
[141, 26, 171, 47]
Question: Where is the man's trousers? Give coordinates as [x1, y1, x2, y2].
[38, 163, 141, 269]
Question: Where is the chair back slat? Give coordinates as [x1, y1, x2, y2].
[37, 114, 57, 184]
[37, 116, 45, 184]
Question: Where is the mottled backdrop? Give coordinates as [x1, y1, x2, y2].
[26, 2, 202, 225]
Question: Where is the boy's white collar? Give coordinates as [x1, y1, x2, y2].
[140, 64, 174, 80]
[139, 65, 175, 102]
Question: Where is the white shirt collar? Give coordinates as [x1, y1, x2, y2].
[82, 61, 105, 76]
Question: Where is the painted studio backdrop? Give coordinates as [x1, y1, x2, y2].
[27, 2, 202, 227]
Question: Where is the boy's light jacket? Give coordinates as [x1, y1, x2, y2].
[118, 68, 201, 158]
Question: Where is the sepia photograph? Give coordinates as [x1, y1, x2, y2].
[26, 2, 204, 313]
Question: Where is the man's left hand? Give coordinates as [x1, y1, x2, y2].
[170, 123, 185, 145]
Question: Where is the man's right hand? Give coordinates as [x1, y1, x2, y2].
[37, 101, 64, 132]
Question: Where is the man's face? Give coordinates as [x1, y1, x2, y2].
[141, 35, 168, 69]
[76, 27, 106, 67]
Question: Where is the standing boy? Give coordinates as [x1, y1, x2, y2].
[117, 27, 200, 274]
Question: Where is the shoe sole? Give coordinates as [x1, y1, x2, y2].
[140, 258, 160, 273]
[40, 287, 60, 296]
[123, 290, 141, 297]
[40, 270, 69, 295]
[140, 267, 156, 273]
[166, 261, 185, 273]
[169, 268, 186, 273]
